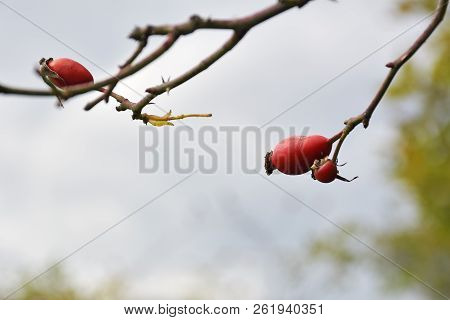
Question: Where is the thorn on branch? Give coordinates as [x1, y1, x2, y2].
[189, 14, 203, 26]
[161, 76, 170, 84]
[362, 114, 371, 129]
[385, 62, 395, 68]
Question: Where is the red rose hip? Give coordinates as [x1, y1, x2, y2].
[45, 58, 94, 88]
[311, 158, 358, 183]
[312, 159, 338, 183]
[265, 135, 332, 175]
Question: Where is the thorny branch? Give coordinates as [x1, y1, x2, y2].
[1, 0, 445, 135]
[331, 0, 449, 163]
[0, 0, 311, 125]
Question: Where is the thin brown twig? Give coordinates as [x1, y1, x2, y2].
[119, 38, 149, 70]
[0, 84, 50, 96]
[132, 0, 310, 36]
[331, 0, 448, 163]
[328, 130, 344, 144]
[96, 36, 149, 107]
[142, 30, 247, 109]
[84, 33, 177, 111]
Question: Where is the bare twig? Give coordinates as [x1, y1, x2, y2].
[0, 84, 50, 96]
[84, 32, 178, 111]
[88, 34, 149, 108]
[331, 0, 448, 163]
[133, 0, 310, 36]
[141, 30, 247, 110]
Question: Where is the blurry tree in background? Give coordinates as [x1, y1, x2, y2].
[313, 0, 450, 299]
[379, 0, 450, 298]
[3, 268, 122, 299]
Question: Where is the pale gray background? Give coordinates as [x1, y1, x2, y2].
[0, 0, 430, 298]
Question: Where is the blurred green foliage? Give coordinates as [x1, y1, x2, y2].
[3, 268, 122, 299]
[379, 0, 450, 298]
[312, 0, 450, 298]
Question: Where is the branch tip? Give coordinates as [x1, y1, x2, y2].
[129, 26, 153, 41]
[331, 0, 448, 163]
[385, 62, 395, 68]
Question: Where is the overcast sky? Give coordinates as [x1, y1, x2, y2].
[0, 0, 435, 298]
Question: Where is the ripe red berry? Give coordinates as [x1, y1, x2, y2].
[311, 158, 358, 183]
[312, 159, 338, 183]
[46, 58, 94, 88]
[265, 135, 332, 175]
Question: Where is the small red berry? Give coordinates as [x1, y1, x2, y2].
[46, 58, 94, 88]
[312, 159, 338, 183]
[311, 158, 358, 183]
[265, 135, 332, 175]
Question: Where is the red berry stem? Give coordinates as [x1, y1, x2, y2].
[328, 130, 344, 144]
